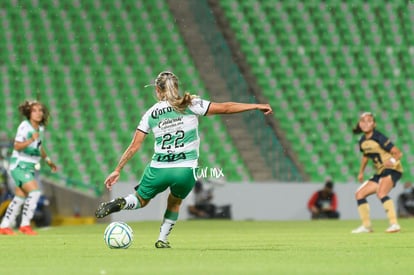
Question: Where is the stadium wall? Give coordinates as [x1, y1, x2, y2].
[41, 178, 107, 218]
[109, 182, 404, 222]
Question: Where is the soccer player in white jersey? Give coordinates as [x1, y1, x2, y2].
[0, 100, 57, 235]
[96, 71, 272, 248]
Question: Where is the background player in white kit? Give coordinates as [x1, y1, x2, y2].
[96, 71, 273, 248]
[0, 100, 57, 235]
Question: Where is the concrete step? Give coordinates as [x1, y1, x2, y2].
[167, 0, 275, 181]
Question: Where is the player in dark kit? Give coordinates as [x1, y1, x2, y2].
[351, 112, 402, 233]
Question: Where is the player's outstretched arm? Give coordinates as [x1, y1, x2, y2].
[206, 102, 273, 116]
[104, 130, 146, 190]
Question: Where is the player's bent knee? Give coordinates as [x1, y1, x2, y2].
[376, 192, 387, 200]
[355, 191, 364, 200]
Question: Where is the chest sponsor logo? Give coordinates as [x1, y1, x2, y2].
[158, 117, 184, 130]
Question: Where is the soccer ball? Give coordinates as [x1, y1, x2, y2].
[104, 221, 134, 249]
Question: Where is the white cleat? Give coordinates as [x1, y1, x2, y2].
[385, 224, 400, 233]
[351, 225, 373, 233]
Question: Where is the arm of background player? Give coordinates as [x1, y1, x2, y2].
[14, 131, 39, 151]
[384, 146, 403, 168]
[331, 193, 338, 211]
[390, 146, 403, 161]
[41, 147, 58, 172]
[307, 192, 318, 210]
[357, 155, 369, 183]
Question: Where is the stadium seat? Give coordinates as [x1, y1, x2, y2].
[0, 0, 255, 195]
[219, 0, 414, 182]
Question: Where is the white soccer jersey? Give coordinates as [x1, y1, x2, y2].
[11, 120, 44, 165]
[137, 98, 211, 168]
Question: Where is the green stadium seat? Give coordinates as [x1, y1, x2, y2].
[218, 0, 414, 182]
[0, 0, 257, 196]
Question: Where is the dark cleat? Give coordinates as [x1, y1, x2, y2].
[95, 197, 126, 218]
[155, 240, 171, 248]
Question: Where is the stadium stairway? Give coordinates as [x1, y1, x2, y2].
[167, 0, 272, 181]
[167, 0, 304, 181]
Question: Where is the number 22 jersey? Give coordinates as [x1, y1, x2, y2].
[137, 98, 211, 168]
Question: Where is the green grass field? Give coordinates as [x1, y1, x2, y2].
[1, 219, 414, 275]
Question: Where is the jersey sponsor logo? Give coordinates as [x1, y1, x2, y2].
[156, 152, 186, 162]
[151, 106, 174, 119]
[158, 117, 184, 130]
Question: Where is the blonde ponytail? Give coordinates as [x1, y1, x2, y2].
[155, 71, 197, 113]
